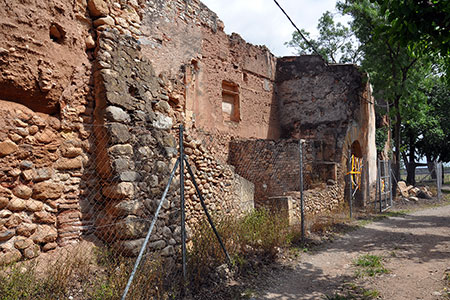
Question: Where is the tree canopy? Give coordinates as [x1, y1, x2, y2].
[285, 0, 450, 186]
[370, 0, 450, 56]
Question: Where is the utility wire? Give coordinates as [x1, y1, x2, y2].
[272, 0, 331, 64]
[272, 0, 375, 105]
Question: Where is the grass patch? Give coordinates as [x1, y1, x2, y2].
[354, 254, 389, 277]
[187, 208, 293, 291]
[0, 242, 173, 300]
[325, 283, 380, 299]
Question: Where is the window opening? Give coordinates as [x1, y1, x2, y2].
[221, 81, 240, 123]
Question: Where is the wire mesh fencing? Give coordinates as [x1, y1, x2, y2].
[0, 117, 186, 299]
[225, 137, 348, 235]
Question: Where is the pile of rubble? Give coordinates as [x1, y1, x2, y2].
[397, 181, 433, 202]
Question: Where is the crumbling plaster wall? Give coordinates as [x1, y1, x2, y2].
[0, 0, 377, 266]
[0, 0, 255, 265]
[139, 0, 281, 148]
[0, 0, 96, 264]
[276, 56, 377, 206]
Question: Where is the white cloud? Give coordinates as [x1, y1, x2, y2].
[201, 0, 347, 57]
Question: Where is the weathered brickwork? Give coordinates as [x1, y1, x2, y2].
[229, 139, 344, 222]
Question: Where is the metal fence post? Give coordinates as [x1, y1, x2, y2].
[121, 158, 180, 300]
[184, 156, 231, 264]
[299, 140, 305, 241]
[378, 159, 382, 212]
[179, 125, 187, 291]
[388, 160, 393, 207]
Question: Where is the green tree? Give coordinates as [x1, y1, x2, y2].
[337, 0, 427, 187]
[285, 11, 361, 64]
[370, 0, 450, 57]
[417, 79, 450, 163]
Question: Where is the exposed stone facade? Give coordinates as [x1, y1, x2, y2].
[0, 0, 377, 264]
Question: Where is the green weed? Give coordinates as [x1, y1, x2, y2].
[354, 254, 389, 277]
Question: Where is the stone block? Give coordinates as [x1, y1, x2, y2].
[119, 171, 140, 182]
[5, 214, 22, 228]
[0, 209, 12, 218]
[33, 211, 56, 224]
[31, 225, 57, 243]
[102, 182, 134, 199]
[108, 144, 133, 157]
[14, 238, 33, 250]
[107, 199, 143, 217]
[21, 169, 35, 181]
[113, 215, 147, 239]
[60, 147, 83, 158]
[0, 140, 18, 157]
[161, 245, 174, 257]
[23, 244, 40, 259]
[55, 157, 83, 170]
[0, 196, 9, 210]
[32, 182, 63, 200]
[20, 160, 33, 169]
[0, 229, 15, 242]
[112, 158, 132, 173]
[57, 210, 81, 224]
[87, 0, 109, 17]
[149, 240, 166, 250]
[35, 129, 56, 144]
[0, 249, 22, 266]
[152, 112, 172, 130]
[113, 238, 144, 256]
[8, 198, 26, 211]
[93, 15, 115, 27]
[105, 106, 131, 123]
[107, 123, 131, 144]
[42, 242, 57, 252]
[12, 185, 32, 200]
[25, 200, 44, 212]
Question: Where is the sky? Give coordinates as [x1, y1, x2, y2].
[201, 0, 347, 57]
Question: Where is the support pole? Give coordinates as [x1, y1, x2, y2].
[184, 156, 231, 264]
[299, 140, 305, 241]
[388, 160, 393, 207]
[179, 125, 186, 288]
[121, 158, 180, 300]
[377, 159, 382, 212]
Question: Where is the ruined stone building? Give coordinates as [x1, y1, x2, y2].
[0, 0, 376, 263]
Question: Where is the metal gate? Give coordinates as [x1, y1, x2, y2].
[348, 153, 363, 218]
[376, 159, 393, 212]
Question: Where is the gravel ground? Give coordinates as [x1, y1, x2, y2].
[257, 204, 450, 299]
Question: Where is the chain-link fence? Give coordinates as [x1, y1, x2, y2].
[1, 110, 389, 299]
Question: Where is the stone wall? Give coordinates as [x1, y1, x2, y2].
[0, 100, 95, 265]
[0, 0, 95, 265]
[229, 139, 343, 220]
[139, 0, 281, 148]
[0, 0, 377, 265]
[276, 56, 376, 206]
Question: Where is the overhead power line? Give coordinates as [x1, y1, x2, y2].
[272, 0, 331, 64]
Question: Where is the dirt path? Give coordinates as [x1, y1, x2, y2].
[257, 205, 450, 299]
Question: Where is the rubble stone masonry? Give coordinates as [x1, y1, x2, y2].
[0, 0, 376, 264]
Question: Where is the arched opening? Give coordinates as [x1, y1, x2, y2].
[351, 140, 362, 157]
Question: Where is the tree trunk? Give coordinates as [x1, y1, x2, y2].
[406, 133, 416, 186]
[392, 96, 401, 195]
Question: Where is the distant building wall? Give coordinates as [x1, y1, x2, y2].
[276, 56, 376, 206]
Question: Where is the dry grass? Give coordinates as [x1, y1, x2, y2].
[0, 241, 173, 300]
